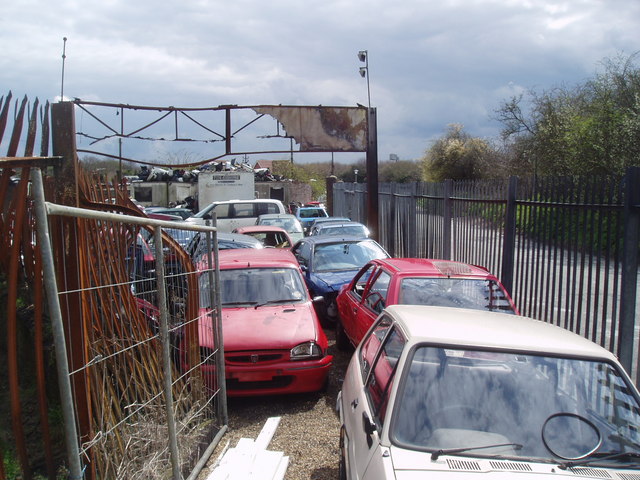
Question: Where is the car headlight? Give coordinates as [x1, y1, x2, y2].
[290, 341, 323, 360]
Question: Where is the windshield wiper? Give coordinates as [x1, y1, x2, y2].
[254, 298, 300, 309]
[431, 443, 522, 460]
[559, 451, 640, 469]
[222, 301, 258, 307]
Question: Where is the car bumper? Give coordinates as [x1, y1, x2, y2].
[202, 355, 333, 397]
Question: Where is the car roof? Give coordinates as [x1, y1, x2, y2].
[234, 225, 289, 234]
[366, 258, 492, 277]
[216, 248, 301, 270]
[294, 234, 379, 246]
[208, 199, 283, 204]
[257, 213, 297, 219]
[315, 221, 368, 231]
[312, 217, 350, 223]
[385, 304, 617, 361]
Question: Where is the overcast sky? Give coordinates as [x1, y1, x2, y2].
[2, 0, 639, 166]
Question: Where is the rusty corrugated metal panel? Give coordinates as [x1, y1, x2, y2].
[7, 168, 33, 480]
[1, 92, 74, 479]
[7, 96, 28, 157]
[253, 105, 367, 152]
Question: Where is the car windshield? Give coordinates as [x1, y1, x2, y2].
[392, 346, 640, 463]
[399, 278, 515, 314]
[199, 267, 307, 307]
[313, 241, 387, 272]
[260, 218, 303, 233]
[299, 208, 327, 219]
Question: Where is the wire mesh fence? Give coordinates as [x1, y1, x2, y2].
[39, 179, 226, 479]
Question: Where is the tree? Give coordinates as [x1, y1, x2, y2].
[379, 159, 422, 183]
[421, 124, 497, 181]
[272, 160, 327, 200]
[496, 52, 640, 176]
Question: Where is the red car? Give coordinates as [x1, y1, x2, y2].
[189, 248, 332, 396]
[335, 258, 519, 350]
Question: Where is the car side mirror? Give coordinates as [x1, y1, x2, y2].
[312, 296, 324, 304]
[202, 213, 212, 220]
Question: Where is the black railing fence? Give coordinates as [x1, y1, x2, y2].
[333, 167, 640, 382]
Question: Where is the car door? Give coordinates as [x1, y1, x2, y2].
[339, 263, 378, 343]
[343, 316, 405, 479]
[355, 269, 391, 344]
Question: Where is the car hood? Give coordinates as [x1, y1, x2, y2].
[390, 446, 566, 479]
[309, 270, 359, 293]
[198, 303, 319, 351]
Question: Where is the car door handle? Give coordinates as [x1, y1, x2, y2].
[351, 398, 359, 409]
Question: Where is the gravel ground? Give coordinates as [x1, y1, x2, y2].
[198, 327, 353, 480]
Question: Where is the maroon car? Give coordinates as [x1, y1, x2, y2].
[335, 258, 518, 350]
[187, 248, 332, 396]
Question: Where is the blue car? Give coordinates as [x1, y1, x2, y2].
[295, 206, 329, 232]
[291, 235, 389, 323]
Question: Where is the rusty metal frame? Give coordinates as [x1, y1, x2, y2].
[72, 99, 369, 168]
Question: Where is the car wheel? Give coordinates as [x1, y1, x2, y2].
[336, 321, 351, 352]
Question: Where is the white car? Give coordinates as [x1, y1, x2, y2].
[337, 305, 640, 479]
[185, 199, 286, 231]
[256, 213, 305, 243]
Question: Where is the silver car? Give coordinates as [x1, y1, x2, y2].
[338, 305, 640, 479]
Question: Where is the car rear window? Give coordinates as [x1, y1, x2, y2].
[399, 278, 515, 314]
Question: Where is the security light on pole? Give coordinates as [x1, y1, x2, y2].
[357, 50, 371, 109]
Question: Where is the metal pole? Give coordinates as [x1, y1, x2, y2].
[365, 54, 371, 110]
[501, 176, 518, 297]
[30, 168, 84, 479]
[366, 107, 379, 240]
[442, 179, 453, 260]
[154, 226, 182, 479]
[60, 37, 67, 101]
[619, 167, 640, 379]
[205, 219, 227, 424]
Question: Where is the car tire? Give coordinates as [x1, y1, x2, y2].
[339, 426, 347, 480]
[336, 321, 351, 352]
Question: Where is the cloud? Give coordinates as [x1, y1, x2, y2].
[2, 0, 638, 163]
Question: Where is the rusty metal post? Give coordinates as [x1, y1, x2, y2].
[51, 101, 79, 206]
[51, 100, 95, 478]
[366, 108, 379, 240]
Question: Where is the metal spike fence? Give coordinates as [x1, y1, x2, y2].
[334, 172, 639, 381]
[1, 92, 227, 479]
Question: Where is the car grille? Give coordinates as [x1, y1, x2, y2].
[226, 352, 285, 364]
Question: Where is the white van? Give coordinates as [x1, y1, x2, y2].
[186, 199, 286, 232]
